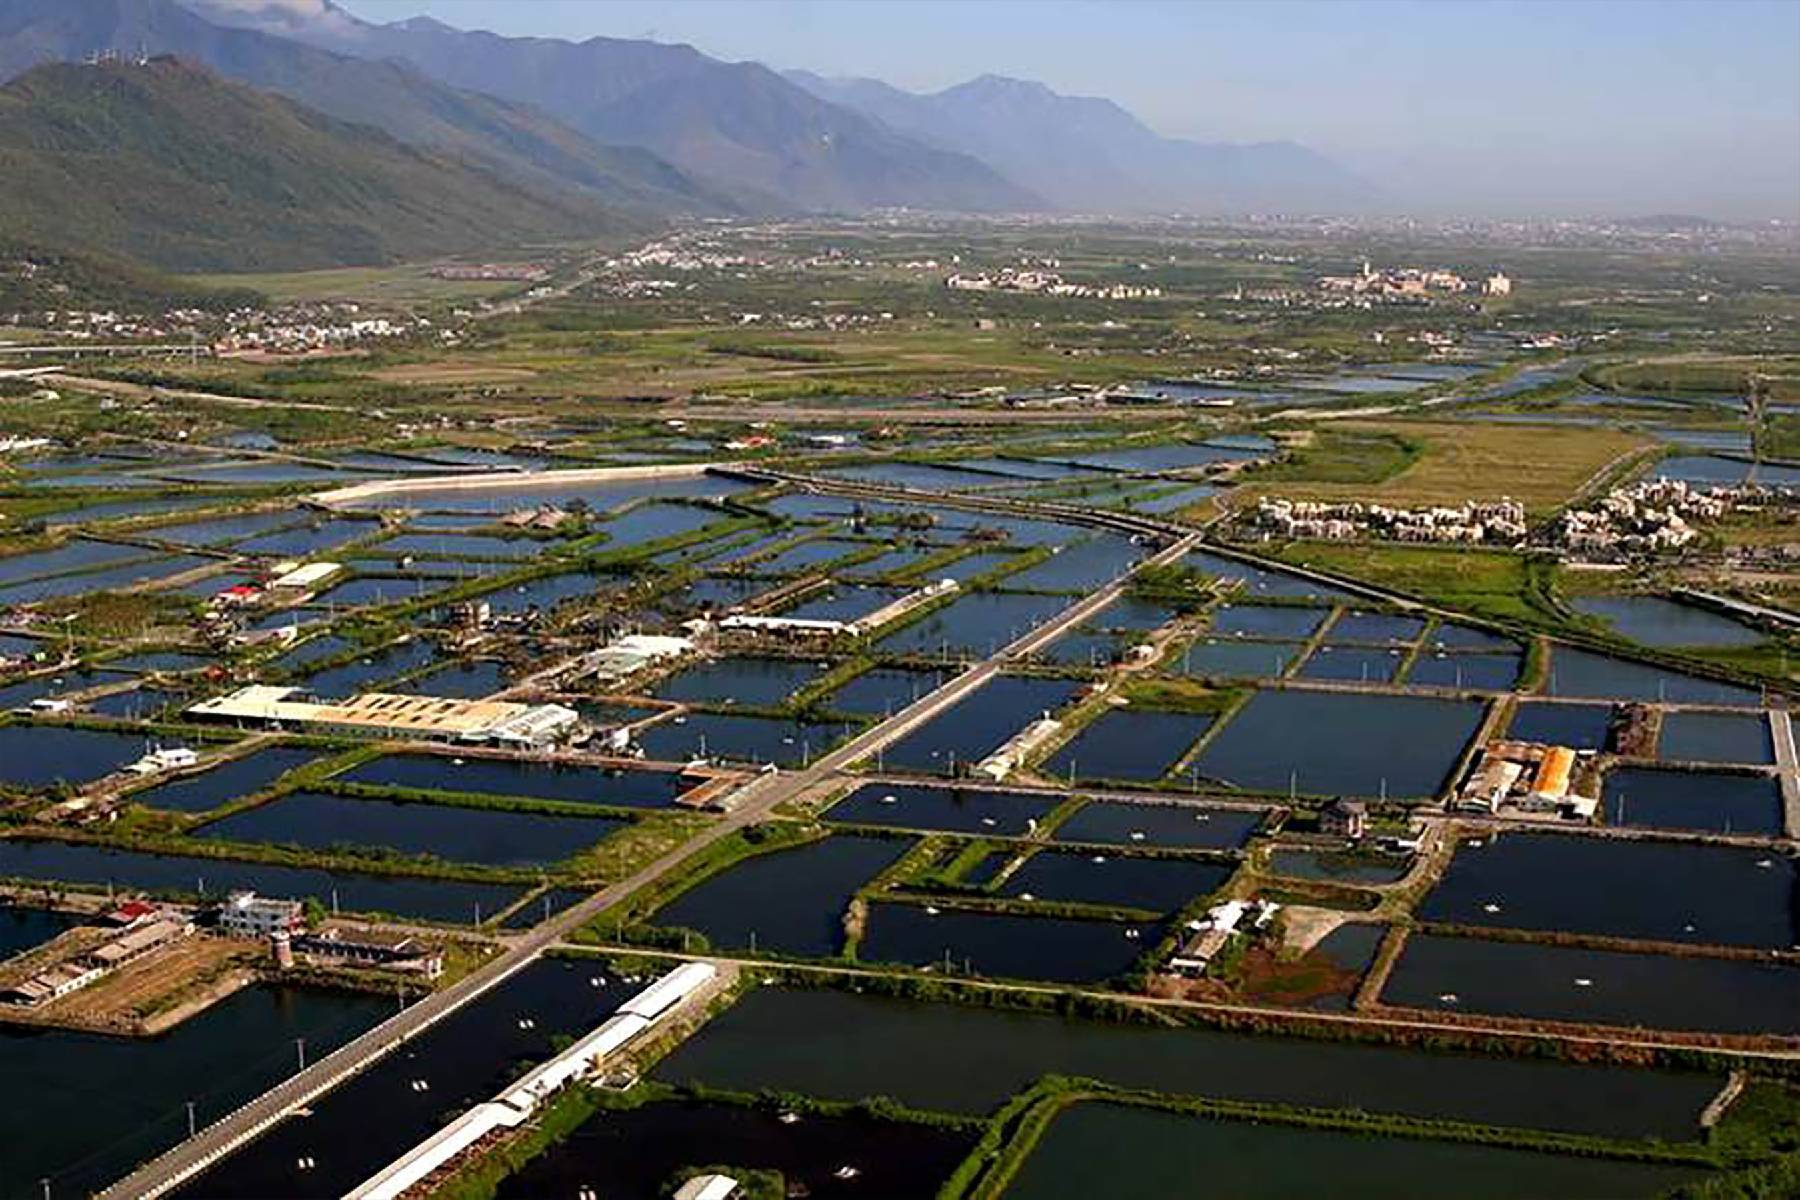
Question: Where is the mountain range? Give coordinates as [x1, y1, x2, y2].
[0, 0, 1374, 277]
[0, 57, 630, 272]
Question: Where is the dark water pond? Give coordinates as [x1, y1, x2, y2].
[1573, 595, 1765, 648]
[777, 584, 908, 623]
[656, 987, 1717, 1140]
[497, 886, 593, 930]
[1187, 552, 1355, 601]
[1195, 690, 1485, 799]
[396, 658, 508, 699]
[172, 959, 635, 1200]
[1659, 711, 1774, 764]
[1385, 933, 1800, 1036]
[0, 724, 151, 788]
[935, 550, 1020, 584]
[1328, 612, 1426, 644]
[309, 575, 446, 607]
[1, 985, 388, 1200]
[821, 666, 954, 716]
[1004, 1102, 1699, 1200]
[496, 1098, 974, 1200]
[997, 850, 1231, 913]
[233, 520, 377, 558]
[634, 713, 851, 767]
[196, 791, 621, 868]
[828, 782, 1061, 836]
[1054, 801, 1263, 850]
[1296, 644, 1402, 684]
[371, 532, 549, 561]
[1268, 848, 1411, 886]
[880, 676, 1084, 774]
[655, 834, 908, 957]
[1508, 700, 1613, 749]
[1175, 638, 1302, 679]
[0, 553, 214, 605]
[754, 538, 864, 574]
[653, 656, 826, 707]
[859, 903, 1155, 983]
[132, 747, 322, 814]
[0, 839, 523, 922]
[0, 538, 147, 584]
[0, 905, 81, 960]
[341, 754, 688, 810]
[470, 570, 605, 614]
[1211, 604, 1326, 640]
[1041, 708, 1212, 783]
[1418, 833, 1798, 948]
[997, 537, 1145, 593]
[1304, 922, 1389, 1012]
[1404, 651, 1521, 691]
[1601, 767, 1784, 836]
[877, 591, 1072, 656]
[599, 502, 726, 548]
[1544, 646, 1762, 707]
[300, 637, 439, 696]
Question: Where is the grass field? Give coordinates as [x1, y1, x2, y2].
[1238, 419, 1655, 514]
[183, 263, 525, 304]
[1270, 542, 1563, 626]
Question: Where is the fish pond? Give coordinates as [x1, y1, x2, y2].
[656, 987, 1718, 1140]
[879, 676, 1085, 774]
[1601, 767, 1784, 836]
[652, 656, 826, 707]
[653, 834, 909, 957]
[131, 746, 323, 815]
[858, 903, 1155, 984]
[1003, 1102, 1700, 1200]
[1041, 708, 1212, 783]
[340, 754, 690, 810]
[1194, 690, 1485, 799]
[1384, 933, 1800, 1036]
[1418, 833, 1797, 948]
[828, 782, 1062, 836]
[1053, 800, 1264, 851]
[1572, 596, 1765, 648]
[195, 791, 623, 868]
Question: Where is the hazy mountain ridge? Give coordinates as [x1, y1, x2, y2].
[0, 57, 637, 272]
[181, 0, 1040, 213]
[787, 70, 1378, 214]
[0, 0, 734, 217]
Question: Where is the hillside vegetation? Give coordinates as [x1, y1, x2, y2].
[0, 58, 638, 273]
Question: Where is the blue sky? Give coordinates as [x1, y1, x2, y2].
[332, 0, 1799, 219]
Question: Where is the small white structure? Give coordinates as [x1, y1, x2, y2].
[218, 891, 304, 939]
[267, 561, 343, 592]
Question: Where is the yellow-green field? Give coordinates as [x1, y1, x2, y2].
[183, 262, 525, 304]
[1240, 419, 1657, 514]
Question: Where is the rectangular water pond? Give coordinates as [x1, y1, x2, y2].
[169, 959, 638, 1200]
[655, 987, 1719, 1140]
[1602, 767, 1784, 836]
[779, 584, 908, 624]
[195, 791, 623, 868]
[633, 713, 852, 767]
[879, 676, 1085, 775]
[1054, 800, 1264, 850]
[0, 839, 522, 922]
[653, 834, 910, 958]
[1404, 651, 1521, 691]
[1211, 604, 1327, 640]
[1659, 711, 1774, 765]
[859, 903, 1156, 984]
[996, 536, 1145, 593]
[1174, 638, 1302, 680]
[2, 984, 389, 1200]
[1194, 690, 1485, 799]
[1572, 595, 1765, 648]
[876, 591, 1073, 657]
[998, 850, 1232, 913]
[1544, 646, 1762, 708]
[1003, 1102, 1700, 1200]
[652, 656, 826, 707]
[1508, 700, 1614, 750]
[492, 1098, 975, 1200]
[1041, 708, 1213, 783]
[1418, 833, 1798, 948]
[1384, 933, 1800, 1036]
[820, 666, 953, 716]
[1296, 644, 1402, 684]
[340, 754, 690, 810]
[0, 724, 156, 788]
[828, 782, 1063, 836]
[130, 747, 323, 815]
[1187, 552, 1355, 601]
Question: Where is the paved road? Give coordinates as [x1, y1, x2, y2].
[1772, 709, 1800, 839]
[46, 372, 353, 413]
[98, 511, 1196, 1198]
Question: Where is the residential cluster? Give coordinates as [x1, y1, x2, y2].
[945, 269, 1162, 300]
[1246, 496, 1528, 544]
[1317, 260, 1512, 298]
[1546, 478, 1793, 557]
